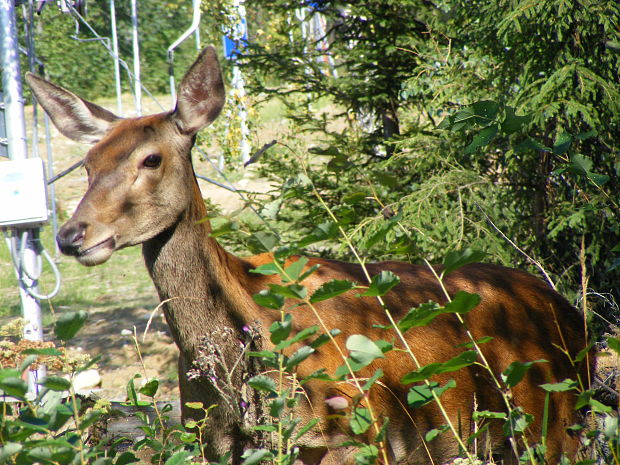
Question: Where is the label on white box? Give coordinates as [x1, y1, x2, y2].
[0, 158, 49, 227]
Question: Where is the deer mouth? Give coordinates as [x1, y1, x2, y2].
[77, 237, 116, 266]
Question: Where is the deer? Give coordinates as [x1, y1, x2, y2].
[27, 46, 592, 465]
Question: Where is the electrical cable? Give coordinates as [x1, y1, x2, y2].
[3, 229, 62, 300]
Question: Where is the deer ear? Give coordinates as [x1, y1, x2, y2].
[173, 46, 226, 135]
[25, 73, 119, 144]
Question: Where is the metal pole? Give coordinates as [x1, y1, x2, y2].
[167, 0, 202, 104]
[110, 0, 122, 115]
[1, 0, 45, 398]
[130, 0, 141, 115]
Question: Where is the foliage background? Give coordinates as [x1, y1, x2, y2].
[16, 0, 620, 329]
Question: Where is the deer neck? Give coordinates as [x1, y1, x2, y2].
[141, 180, 256, 359]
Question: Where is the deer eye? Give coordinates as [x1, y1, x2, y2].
[142, 154, 162, 168]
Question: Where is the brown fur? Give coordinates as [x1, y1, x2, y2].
[27, 47, 592, 465]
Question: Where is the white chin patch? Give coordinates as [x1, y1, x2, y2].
[77, 245, 114, 266]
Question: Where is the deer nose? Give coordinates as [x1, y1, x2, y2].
[57, 222, 87, 256]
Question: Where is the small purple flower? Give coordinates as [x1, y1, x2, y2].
[242, 325, 251, 333]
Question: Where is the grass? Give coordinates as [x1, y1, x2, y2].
[0, 225, 154, 322]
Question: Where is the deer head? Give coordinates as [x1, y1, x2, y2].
[26, 46, 225, 266]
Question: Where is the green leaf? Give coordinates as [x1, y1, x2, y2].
[502, 360, 547, 388]
[164, 450, 192, 465]
[575, 341, 594, 362]
[343, 191, 367, 205]
[298, 221, 339, 247]
[362, 369, 384, 391]
[248, 375, 277, 394]
[553, 131, 573, 155]
[399, 292, 480, 332]
[0, 376, 28, 398]
[354, 445, 378, 465]
[590, 398, 613, 413]
[464, 124, 498, 154]
[241, 449, 273, 465]
[401, 351, 477, 384]
[21, 347, 63, 357]
[55, 311, 88, 341]
[270, 314, 293, 345]
[471, 100, 500, 123]
[360, 214, 401, 251]
[407, 379, 456, 408]
[285, 346, 315, 371]
[260, 198, 283, 220]
[515, 137, 551, 153]
[295, 418, 321, 440]
[444, 291, 481, 314]
[268, 283, 307, 300]
[311, 328, 341, 348]
[184, 401, 203, 410]
[78, 409, 104, 431]
[398, 301, 443, 331]
[39, 376, 71, 392]
[442, 248, 486, 275]
[269, 397, 284, 418]
[568, 154, 610, 185]
[578, 162, 605, 182]
[114, 451, 138, 465]
[126, 375, 139, 405]
[209, 219, 239, 238]
[375, 173, 398, 187]
[253, 289, 285, 310]
[575, 129, 597, 140]
[309, 145, 341, 156]
[539, 379, 578, 392]
[437, 116, 453, 130]
[472, 410, 507, 421]
[20, 355, 38, 373]
[139, 379, 160, 397]
[350, 407, 373, 434]
[503, 407, 533, 434]
[252, 424, 277, 433]
[327, 153, 353, 172]
[458, 336, 494, 349]
[607, 336, 620, 355]
[273, 325, 319, 351]
[282, 256, 309, 283]
[425, 428, 442, 442]
[335, 357, 367, 377]
[310, 279, 357, 303]
[569, 153, 593, 175]
[361, 271, 400, 297]
[300, 368, 333, 384]
[450, 107, 475, 132]
[298, 264, 321, 282]
[249, 262, 280, 276]
[501, 106, 532, 134]
[246, 231, 278, 253]
[346, 334, 385, 366]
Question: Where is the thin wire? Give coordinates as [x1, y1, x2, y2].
[65, 3, 166, 112]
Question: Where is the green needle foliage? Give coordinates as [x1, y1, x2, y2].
[226, 0, 619, 323]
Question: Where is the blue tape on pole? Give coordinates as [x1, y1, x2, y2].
[223, 17, 248, 60]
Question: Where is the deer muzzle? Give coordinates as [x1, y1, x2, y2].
[57, 221, 116, 266]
